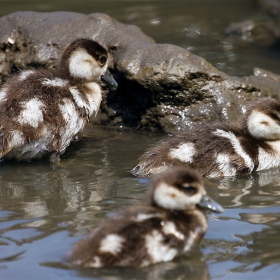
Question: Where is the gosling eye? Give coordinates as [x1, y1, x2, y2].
[268, 112, 280, 123]
[99, 56, 106, 65]
[181, 185, 197, 195]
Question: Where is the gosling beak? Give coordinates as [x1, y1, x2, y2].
[101, 68, 118, 90]
[198, 194, 224, 213]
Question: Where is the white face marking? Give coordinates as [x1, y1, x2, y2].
[69, 87, 87, 110]
[162, 222, 184, 240]
[17, 98, 45, 128]
[99, 234, 125, 255]
[257, 141, 280, 171]
[145, 230, 177, 263]
[214, 153, 237, 177]
[134, 213, 163, 222]
[0, 87, 7, 103]
[68, 49, 107, 81]
[18, 70, 35, 81]
[41, 78, 68, 87]
[213, 129, 254, 172]
[153, 182, 202, 211]
[169, 142, 196, 163]
[247, 110, 280, 140]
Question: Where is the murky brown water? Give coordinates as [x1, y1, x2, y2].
[1, 1, 280, 279]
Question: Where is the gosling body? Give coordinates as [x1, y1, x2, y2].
[0, 38, 117, 162]
[132, 98, 280, 178]
[70, 167, 223, 268]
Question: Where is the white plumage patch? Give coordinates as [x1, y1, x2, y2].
[99, 234, 125, 255]
[0, 87, 7, 103]
[214, 153, 237, 177]
[69, 87, 88, 110]
[90, 256, 102, 267]
[192, 211, 208, 232]
[135, 213, 163, 222]
[247, 110, 280, 140]
[145, 230, 177, 263]
[153, 182, 202, 211]
[162, 222, 184, 240]
[257, 141, 280, 171]
[17, 98, 45, 128]
[213, 129, 254, 172]
[9, 130, 24, 148]
[169, 142, 196, 163]
[59, 99, 85, 151]
[5, 126, 53, 161]
[183, 228, 199, 252]
[18, 70, 35, 81]
[41, 78, 68, 87]
[84, 82, 102, 117]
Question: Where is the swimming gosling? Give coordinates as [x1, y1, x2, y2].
[132, 98, 280, 178]
[70, 167, 223, 267]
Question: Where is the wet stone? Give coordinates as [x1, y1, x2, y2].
[0, 11, 280, 132]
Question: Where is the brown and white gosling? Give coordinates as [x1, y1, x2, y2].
[0, 38, 117, 162]
[70, 167, 223, 268]
[132, 98, 280, 178]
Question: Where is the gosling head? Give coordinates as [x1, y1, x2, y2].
[151, 167, 223, 213]
[58, 38, 118, 88]
[245, 98, 280, 140]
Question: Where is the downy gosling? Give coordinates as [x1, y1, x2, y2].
[132, 98, 280, 178]
[70, 167, 223, 268]
[0, 38, 117, 162]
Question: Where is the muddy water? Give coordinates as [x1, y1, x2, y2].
[1, 1, 280, 279]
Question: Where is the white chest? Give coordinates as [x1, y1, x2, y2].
[83, 82, 102, 117]
[257, 141, 280, 171]
[70, 82, 102, 117]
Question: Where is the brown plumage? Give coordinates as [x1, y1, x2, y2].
[132, 98, 280, 178]
[70, 167, 223, 268]
[0, 38, 117, 162]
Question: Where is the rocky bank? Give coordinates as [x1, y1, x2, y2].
[0, 11, 279, 133]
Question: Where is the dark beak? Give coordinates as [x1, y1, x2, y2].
[101, 68, 118, 90]
[198, 194, 224, 213]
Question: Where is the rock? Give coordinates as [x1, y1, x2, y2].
[0, 11, 279, 133]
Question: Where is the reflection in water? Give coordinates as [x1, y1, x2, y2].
[204, 208, 280, 279]
[205, 167, 280, 208]
[203, 170, 280, 279]
[73, 257, 209, 280]
[236, 225, 280, 271]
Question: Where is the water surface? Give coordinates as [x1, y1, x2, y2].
[1, 1, 280, 279]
